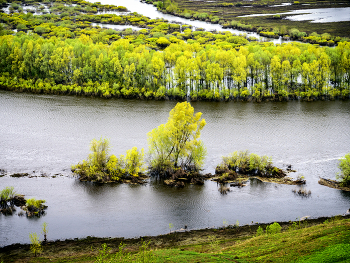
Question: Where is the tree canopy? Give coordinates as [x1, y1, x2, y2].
[337, 153, 350, 187]
[147, 102, 206, 176]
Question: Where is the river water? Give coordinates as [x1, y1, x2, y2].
[1, 90, 350, 246]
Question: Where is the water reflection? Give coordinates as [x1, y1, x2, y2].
[249, 177, 267, 191]
[339, 189, 350, 199]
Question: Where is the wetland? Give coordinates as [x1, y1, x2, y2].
[1, 0, 350, 253]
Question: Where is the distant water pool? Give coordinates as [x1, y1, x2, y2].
[239, 7, 350, 23]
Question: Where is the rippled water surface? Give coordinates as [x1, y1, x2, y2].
[1, 91, 350, 246]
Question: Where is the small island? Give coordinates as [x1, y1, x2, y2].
[213, 150, 304, 187]
[318, 153, 350, 191]
[0, 186, 47, 217]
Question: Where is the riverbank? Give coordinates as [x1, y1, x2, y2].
[1, 81, 349, 103]
[319, 178, 350, 192]
[1, 215, 349, 262]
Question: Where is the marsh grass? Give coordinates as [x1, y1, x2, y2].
[167, 0, 350, 38]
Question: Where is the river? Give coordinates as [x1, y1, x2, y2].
[0, 90, 350, 246]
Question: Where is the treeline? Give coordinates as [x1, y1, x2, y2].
[0, 32, 349, 101]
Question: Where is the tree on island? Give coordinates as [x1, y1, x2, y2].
[72, 138, 146, 183]
[147, 101, 207, 178]
[338, 153, 350, 187]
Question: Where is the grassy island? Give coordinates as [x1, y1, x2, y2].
[214, 150, 305, 186]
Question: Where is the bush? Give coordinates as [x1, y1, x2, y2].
[156, 37, 171, 48]
[25, 198, 47, 217]
[220, 150, 273, 176]
[0, 186, 16, 208]
[256, 226, 264, 236]
[17, 24, 28, 31]
[72, 138, 145, 182]
[337, 153, 350, 187]
[266, 222, 282, 235]
[125, 147, 145, 177]
[29, 233, 42, 257]
[0, 186, 15, 202]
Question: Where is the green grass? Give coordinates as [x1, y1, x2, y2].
[152, 219, 350, 262]
[297, 243, 350, 262]
[2, 217, 349, 262]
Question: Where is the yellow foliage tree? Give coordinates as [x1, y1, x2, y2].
[72, 138, 145, 182]
[147, 102, 206, 176]
[125, 147, 145, 177]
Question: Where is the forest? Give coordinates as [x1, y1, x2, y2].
[0, 0, 349, 101]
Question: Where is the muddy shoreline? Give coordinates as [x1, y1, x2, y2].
[1, 85, 349, 103]
[1, 214, 349, 262]
[319, 178, 350, 192]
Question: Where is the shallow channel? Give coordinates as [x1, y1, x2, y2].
[0, 90, 350, 246]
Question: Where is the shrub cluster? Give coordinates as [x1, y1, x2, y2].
[217, 150, 285, 178]
[72, 138, 145, 183]
[25, 198, 47, 217]
[220, 151, 266, 174]
[337, 153, 350, 187]
[0, 186, 16, 209]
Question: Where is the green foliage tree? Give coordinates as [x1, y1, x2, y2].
[256, 226, 264, 236]
[266, 222, 282, 235]
[125, 147, 145, 177]
[29, 233, 42, 257]
[42, 222, 48, 242]
[148, 102, 206, 176]
[25, 198, 47, 216]
[337, 153, 350, 187]
[0, 186, 16, 208]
